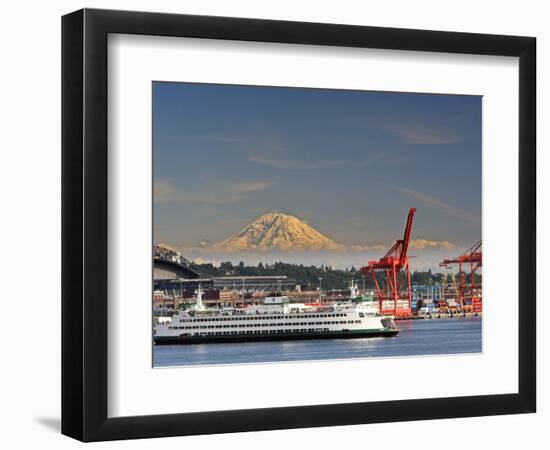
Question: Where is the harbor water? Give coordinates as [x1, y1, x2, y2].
[153, 317, 482, 367]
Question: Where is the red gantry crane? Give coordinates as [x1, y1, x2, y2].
[361, 208, 416, 318]
[439, 240, 482, 313]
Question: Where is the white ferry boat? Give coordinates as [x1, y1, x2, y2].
[154, 285, 398, 345]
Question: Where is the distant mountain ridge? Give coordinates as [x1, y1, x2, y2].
[212, 210, 343, 252]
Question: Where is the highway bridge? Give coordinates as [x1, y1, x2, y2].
[153, 245, 295, 295]
[153, 245, 201, 280]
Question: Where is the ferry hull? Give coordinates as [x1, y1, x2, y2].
[154, 328, 398, 345]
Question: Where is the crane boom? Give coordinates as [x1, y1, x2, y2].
[400, 207, 417, 262]
[360, 208, 417, 318]
[439, 240, 482, 312]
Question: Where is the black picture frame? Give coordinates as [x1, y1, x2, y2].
[62, 8, 536, 442]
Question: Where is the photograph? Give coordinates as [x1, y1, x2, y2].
[152, 82, 483, 367]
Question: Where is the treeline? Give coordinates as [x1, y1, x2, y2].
[190, 261, 481, 291]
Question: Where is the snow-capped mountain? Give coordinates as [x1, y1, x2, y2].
[213, 211, 343, 251]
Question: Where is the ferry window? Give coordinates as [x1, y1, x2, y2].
[359, 313, 365, 318]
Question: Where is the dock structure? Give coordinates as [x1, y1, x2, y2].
[440, 241, 483, 313]
[211, 276, 295, 292]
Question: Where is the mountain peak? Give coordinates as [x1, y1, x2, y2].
[213, 211, 342, 252]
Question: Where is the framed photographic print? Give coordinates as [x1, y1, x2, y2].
[61, 8, 536, 442]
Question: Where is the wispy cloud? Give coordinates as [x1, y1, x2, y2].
[154, 179, 273, 205]
[230, 181, 274, 193]
[359, 151, 407, 165]
[349, 111, 463, 145]
[248, 152, 347, 170]
[410, 239, 456, 250]
[400, 188, 480, 222]
[154, 180, 244, 205]
[346, 244, 388, 252]
[201, 136, 249, 144]
[384, 124, 461, 145]
[185, 134, 250, 144]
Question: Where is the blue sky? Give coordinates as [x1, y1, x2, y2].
[153, 82, 481, 266]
